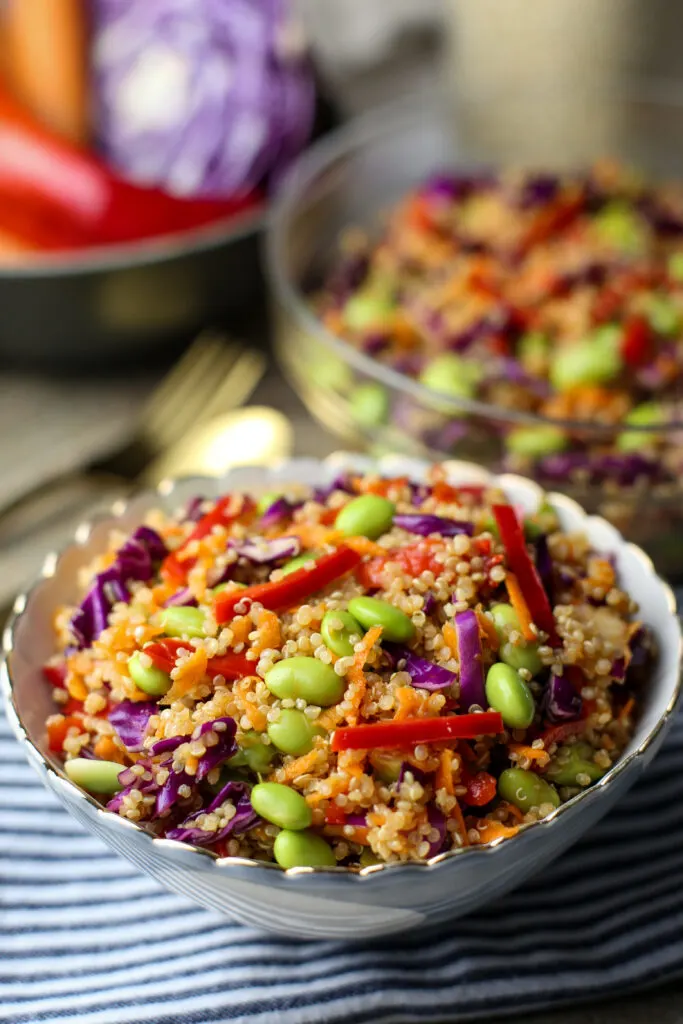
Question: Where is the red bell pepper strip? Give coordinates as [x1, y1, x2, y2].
[330, 712, 504, 752]
[0, 86, 263, 250]
[160, 495, 249, 584]
[538, 719, 587, 749]
[215, 545, 362, 623]
[461, 768, 498, 807]
[142, 638, 253, 681]
[492, 504, 560, 645]
[47, 714, 83, 751]
[620, 314, 652, 368]
[43, 662, 67, 688]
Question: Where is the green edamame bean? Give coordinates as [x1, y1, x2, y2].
[264, 656, 345, 706]
[348, 596, 415, 643]
[127, 650, 171, 697]
[518, 331, 550, 374]
[617, 401, 664, 453]
[227, 731, 276, 774]
[550, 334, 622, 391]
[545, 742, 607, 787]
[64, 758, 123, 794]
[257, 491, 283, 516]
[273, 828, 336, 868]
[359, 848, 382, 868]
[344, 291, 394, 332]
[485, 662, 536, 729]
[668, 252, 683, 282]
[268, 709, 316, 756]
[159, 606, 207, 639]
[251, 782, 312, 831]
[498, 767, 560, 812]
[280, 552, 318, 577]
[321, 610, 363, 657]
[213, 581, 247, 595]
[642, 293, 680, 336]
[419, 353, 481, 414]
[335, 494, 395, 540]
[594, 201, 645, 254]
[505, 425, 568, 458]
[488, 605, 542, 676]
[370, 752, 403, 783]
[350, 382, 390, 428]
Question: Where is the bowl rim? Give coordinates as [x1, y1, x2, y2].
[0, 203, 265, 279]
[265, 93, 678, 437]
[2, 453, 682, 885]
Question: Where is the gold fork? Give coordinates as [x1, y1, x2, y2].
[0, 331, 266, 536]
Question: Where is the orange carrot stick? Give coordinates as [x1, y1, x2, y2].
[505, 572, 536, 642]
[476, 610, 500, 652]
[346, 624, 383, 725]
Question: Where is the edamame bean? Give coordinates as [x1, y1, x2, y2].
[485, 662, 536, 729]
[257, 491, 282, 516]
[489, 604, 542, 676]
[350, 382, 389, 428]
[273, 829, 336, 868]
[344, 291, 393, 331]
[280, 552, 318, 577]
[227, 731, 276, 774]
[264, 657, 345, 706]
[668, 252, 683, 282]
[127, 650, 171, 697]
[419, 353, 481, 413]
[370, 752, 403, 783]
[335, 494, 395, 540]
[250, 782, 312, 831]
[359, 848, 382, 868]
[550, 334, 622, 391]
[159, 606, 207, 639]
[321, 610, 363, 657]
[642, 293, 680, 336]
[617, 401, 663, 452]
[545, 742, 607, 786]
[505, 425, 568, 458]
[64, 758, 123, 794]
[348, 596, 415, 643]
[594, 202, 645, 254]
[268, 709, 317, 756]
[518, 331, 550, 373]
[498, 767, 560, 812]
[213, 581, 247, 595]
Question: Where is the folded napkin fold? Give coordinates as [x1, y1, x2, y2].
[1, 706, 682, 1023]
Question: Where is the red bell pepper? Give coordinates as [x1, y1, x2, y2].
[461, 768, 498, 807]
[142, 637, 253, 681]
[0, 86, 262, 250]
[620, 314, 653, 368]
[492, 504, 560, 645]
[538, 719, 587, 749]
[160, 495, 250, 584]
[330, 712, 504, 752]
[47, 714, 83, 751]
[43, 662, 67, 688]
[215, 545, 362, 623]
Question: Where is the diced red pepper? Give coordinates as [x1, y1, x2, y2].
[324, 805, 348, 826]
[47, 714, 83, 751]
[492, 504, 560, 645]
[462, 769, 498, 807]
[620, 314, 653, 368]
[143, 638, 256, 681]
[43, 663, 67, 688]
[519, 196, 583, 255]
[431, 481, 485, 503]
[330, 712, 504, 752]
[143, 638, 192, 674]
[206, 652, 255, 681]
[62, 697, 85, 716]
[539, 720, 586, 749]
[160, 495, 251, 584]
[215, 545, 361, 623]
[358, 540, 444, 589]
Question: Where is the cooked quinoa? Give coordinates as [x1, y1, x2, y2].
[42, 470, 654, 868]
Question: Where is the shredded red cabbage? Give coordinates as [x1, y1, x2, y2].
[163, 588, 198, 608]
[538, 451, 663, 487]
[108, 701, 158, 751]
[423, 592, 437, 616]
[165, 781, 258, 847]
[388, 645, 456, 692]
[313, 474, 355, 503]
[148, 734, 187, 757]
[454, 610, 486, 709]
[544, 673, 583, 723]
[259, 497, 297, 528]
[191, 717, 238, 781]
[344, 811, 369, 828]
[184, 496, 206, 522]
[426, 804, 447, 857]
[232, 536, 300, 564]
[611, 658, 626, 680]
[393, 514, 474, 537]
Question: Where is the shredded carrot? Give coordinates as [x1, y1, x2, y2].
[436, 748, 455, 796]
[360, 475, 410, 497]
[476, 610, 499, 652]
[251, 608, 281, 657]
[498, 801, 525, 823]
[282, 747, 321, 781]
[323, 309, 344, 334]
[305, 778, 347, 805]
[286, 523, 342, 548]
[344, 536, 386, 558]
[619, 696, 635, 724]
[230, 615, 251, 646]
[509, 742, 550, 766]
[66, 673, 88, 702]
[442, 622, 459, 659]
[346, 624, 383, 725]
[336, 749, 367, 779]
[324, 824, 372, 846]
[473, 820, 519, 844]
[393, 686, 421, 722]
[451, 799, 469, 847]
[505, 572, 536, 642]
[162, 648, 208, 703]
[93, 735, 124, 763]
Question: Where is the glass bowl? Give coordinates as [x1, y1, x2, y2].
[266, 94, 683, 578]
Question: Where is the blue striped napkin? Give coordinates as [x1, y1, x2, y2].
[1, 706, 682, 1024]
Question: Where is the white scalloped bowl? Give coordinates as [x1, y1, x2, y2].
[2, 454, 681, 940]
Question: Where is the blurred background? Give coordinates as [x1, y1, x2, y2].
[4, 0, 683, 600]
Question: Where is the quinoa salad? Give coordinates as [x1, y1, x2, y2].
[43, 472, 654, 869]
[316, 162, 683, 487]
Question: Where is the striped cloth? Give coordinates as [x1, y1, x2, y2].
[1, 710, 682, 1024]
